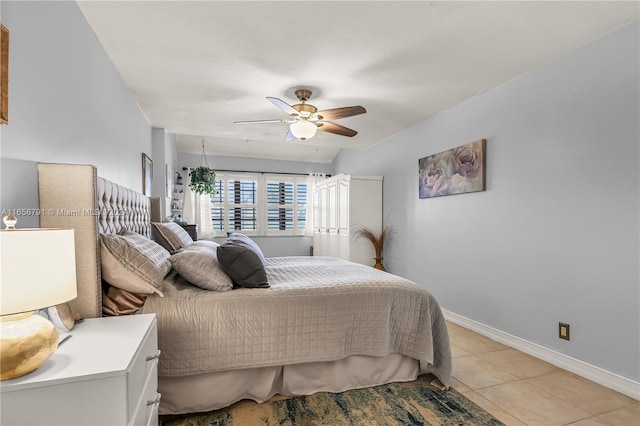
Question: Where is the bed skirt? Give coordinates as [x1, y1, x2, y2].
[159, 353, 420, 415]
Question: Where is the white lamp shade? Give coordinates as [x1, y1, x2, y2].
[0, 229, 77, 315]
[289, 121, 318, 140]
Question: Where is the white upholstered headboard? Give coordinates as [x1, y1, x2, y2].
[38, 163, 153, 319]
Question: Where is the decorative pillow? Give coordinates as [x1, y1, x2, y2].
[226, 232, 266, 263]
[170, 240, 233, 292]
[100, 231, 170, 296]
[102, 286, 148, 316]
[217, 233, 269, 288]
[151, 222, 193, 254]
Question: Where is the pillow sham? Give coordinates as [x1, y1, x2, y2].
[102, 286, 148, 316]
[217, 233, 269, 288]
[100, 230, 170, 296]
[170, 240, 233, 292]
[151, 222, 193, 253]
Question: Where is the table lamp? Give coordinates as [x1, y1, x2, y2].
[0, 217, 78, 380]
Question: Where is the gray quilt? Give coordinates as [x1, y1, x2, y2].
[143, 256, 452, 387]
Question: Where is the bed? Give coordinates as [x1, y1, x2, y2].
[37, 162, 452, 415]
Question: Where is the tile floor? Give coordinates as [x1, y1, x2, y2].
[447, 321, 639, 426]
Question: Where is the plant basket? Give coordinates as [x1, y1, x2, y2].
[189, 166, 217, 195]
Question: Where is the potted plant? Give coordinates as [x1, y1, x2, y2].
[354, 225, 392, 271]
[189, 166, 217, 195]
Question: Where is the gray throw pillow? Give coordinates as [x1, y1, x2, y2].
[217, 234, 269, 288]
[170, 240, 233, 292]
[151, 222, 193, 253]
[100, 231, 170, 296]
[226, 232, 266, 263]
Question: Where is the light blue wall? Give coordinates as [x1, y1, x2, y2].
[151, 128, 179, 219]
[333, 22, 640, 381]
[178, 153, 333, 257]
[0, 1, 152, 227]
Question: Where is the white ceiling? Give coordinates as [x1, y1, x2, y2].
[77, 1, 638, 164]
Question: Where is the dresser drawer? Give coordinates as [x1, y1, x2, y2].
[146, 394, 161, 426]
[127, 319, 159, 422]
[131, 367, 160, 426]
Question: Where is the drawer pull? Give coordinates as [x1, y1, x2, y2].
[146, 350, 161, 362]
[147, 393, 161, 407]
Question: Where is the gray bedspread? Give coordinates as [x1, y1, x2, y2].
[143, 256, 452, 387]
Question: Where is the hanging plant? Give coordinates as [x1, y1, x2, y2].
[189, 166, 217, 195]
[189, 139, 218, 195]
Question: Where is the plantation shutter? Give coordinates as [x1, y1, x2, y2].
[208, 172, 307, 236]
[267, 181, 294, 231]
[228, 179, 258, 232]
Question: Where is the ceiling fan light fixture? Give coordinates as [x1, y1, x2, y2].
[290, 120, 317, 140]
[236, 90, 365, 140]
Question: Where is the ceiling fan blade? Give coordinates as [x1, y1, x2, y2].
[266, 97, 299, 116]
[234, 119, 285, 125]
[284, 129, 296, 143]
[315, 106, 366, 121]
[317, 121, 358, 137]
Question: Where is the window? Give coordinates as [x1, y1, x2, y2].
[210, 179, 224, 231]
[210, 173, 307, 237]
[228, 179, 258, 232]
[266, 178, 307, 234]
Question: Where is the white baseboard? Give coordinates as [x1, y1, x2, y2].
[443, 310, 640, 400]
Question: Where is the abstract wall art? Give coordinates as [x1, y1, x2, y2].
[418, 139, 486, 199]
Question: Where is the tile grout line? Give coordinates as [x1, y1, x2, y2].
[449, 326, 617, 426]
[460, 384, 531, 426]
[525, 372, 639, 417]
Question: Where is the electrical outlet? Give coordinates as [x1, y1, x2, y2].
[559, 323, 570, 341]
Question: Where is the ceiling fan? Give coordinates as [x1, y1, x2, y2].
[234, 89, 366, 142]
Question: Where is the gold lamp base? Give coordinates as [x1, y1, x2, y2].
[0, 312, 59, 380]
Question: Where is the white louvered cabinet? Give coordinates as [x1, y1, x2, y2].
[0, 314, 160, 426]
[312, 174, 383, 266]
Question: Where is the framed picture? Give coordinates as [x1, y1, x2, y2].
[418, 139, 486, 199]
[142, 153, 153, 197]
[1, 24, 9, 125]
[165, 164, 172, 199]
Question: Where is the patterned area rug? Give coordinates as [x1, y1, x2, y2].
[161, 375, 504, 425]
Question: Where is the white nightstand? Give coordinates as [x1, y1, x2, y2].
[0, 314, 160, 426]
